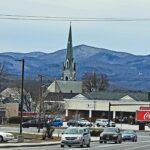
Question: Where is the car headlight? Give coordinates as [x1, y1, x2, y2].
[61, 136, 66, 140]
[76, 136, 82, 140]
[6, 134, 14, 138]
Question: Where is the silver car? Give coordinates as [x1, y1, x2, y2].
[61, 127, 91, 148]
[0, 131, 14, 142]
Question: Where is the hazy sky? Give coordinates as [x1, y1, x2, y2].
[0, 0, 150, 55]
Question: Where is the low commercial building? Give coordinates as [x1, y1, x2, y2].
[64, 91, 150, 123]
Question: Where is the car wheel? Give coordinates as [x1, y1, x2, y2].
[61, 144, 64, 148]
[132, 138, 135, 142]
[68, 145, 71, 147]
[80, 140, 84, 147]
[99, 141, 103, 143]
[119, 139, 122, 144]
[0, 136, 3, 142]
[104, 141, 107, 143]
[135, 138, 137, 142]
[115, 138, 119, 144]
[87, 140, 90, 147]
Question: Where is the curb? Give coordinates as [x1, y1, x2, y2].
[0, 141, 60, 148]
[0, 139, 99, 148]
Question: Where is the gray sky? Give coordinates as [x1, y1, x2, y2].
[0, 0, 150, 55]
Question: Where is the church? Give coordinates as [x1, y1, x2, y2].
[47, 25, 82, 94]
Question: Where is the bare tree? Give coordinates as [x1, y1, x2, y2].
[82, 72, 109, 92]
[0, 63, 7, 92]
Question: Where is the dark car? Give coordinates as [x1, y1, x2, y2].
[22, 120, 44, 128]
[122, 130, 137, 142]
[99, 127, 122, 144]
[67, 119, 79, 126]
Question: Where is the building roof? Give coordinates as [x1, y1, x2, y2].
[0, 88, 27, 101]
[82, 91, 150, 102]
[45, 92, 78, 102]
[47, 80, 82, 93]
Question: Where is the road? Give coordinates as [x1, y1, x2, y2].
[0, 132, 150, 150]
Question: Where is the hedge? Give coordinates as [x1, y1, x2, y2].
[8, 116, 33, 124]
[90, 128, 104, 136]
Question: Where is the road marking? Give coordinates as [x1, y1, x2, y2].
[93, 140, 150, 149]
[125, 144, 150, 150]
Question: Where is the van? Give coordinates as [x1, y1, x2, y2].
[61, 127, 91, 148]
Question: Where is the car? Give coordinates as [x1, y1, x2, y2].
[99, 127, 122, 144]
[0, 131, 14, 142]
[95, 119, 116, 127]
[78, 119, 93, 127]
[122, 130, 137, 142]
[67, 119, 79, 126]
[22, 119, 44, 128]
[146, 122, 150, 128]
[49, 119, 63, 127]
[61, 127, 91, 148]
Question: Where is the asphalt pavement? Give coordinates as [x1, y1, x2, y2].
[0, 123, 150, 148]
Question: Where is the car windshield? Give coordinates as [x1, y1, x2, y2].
[123, 130, 135, 134]
[64, 128, 84, 134]
[103, 128, 117, 132]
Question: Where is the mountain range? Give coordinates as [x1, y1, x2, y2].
[0, 44, 150, 91]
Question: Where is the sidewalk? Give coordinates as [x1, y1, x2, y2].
[0, 137, 99, 148]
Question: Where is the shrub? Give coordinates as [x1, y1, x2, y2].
[90, 128, 103, 136]
[8, 116, 33, 124]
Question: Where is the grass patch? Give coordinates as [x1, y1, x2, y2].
[10, 132, 61, 143]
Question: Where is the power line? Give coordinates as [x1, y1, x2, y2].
[0, 14, 150, 22]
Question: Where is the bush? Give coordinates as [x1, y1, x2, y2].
[8, 116, 33, 124]
[90, 128, 103, 136]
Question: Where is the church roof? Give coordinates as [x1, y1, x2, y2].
[47, 80, 82, 93]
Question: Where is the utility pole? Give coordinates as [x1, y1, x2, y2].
[38, 74, 44, 133]
[108, 102, 111, 127]
[16, 59, 24, 142]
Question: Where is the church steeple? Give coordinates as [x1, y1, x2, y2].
[66, 25, 73, 62]
[63, 24, 76, 81]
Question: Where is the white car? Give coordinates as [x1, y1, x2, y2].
[0, 131, 15, 142]
[61, 127, 91, 148]
[95, 119, 116, 127]
[78, 119, 93, 127]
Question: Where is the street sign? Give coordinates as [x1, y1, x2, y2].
[136, 110, 150, 121]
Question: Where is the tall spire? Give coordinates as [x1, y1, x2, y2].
[62, 24, 76, 81]
[66, 24, 73, 62]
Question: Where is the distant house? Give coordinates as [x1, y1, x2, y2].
[0, 87, 33, 112]
[0, 102, 19, 124]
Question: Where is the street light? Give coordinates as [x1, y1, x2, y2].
[108, 102, 111, 127]
[16, 59, 24, 142]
